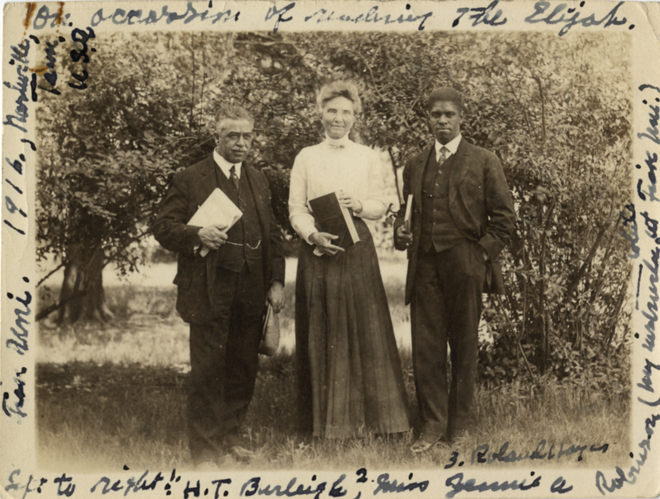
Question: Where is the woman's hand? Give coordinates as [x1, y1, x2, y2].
[337, 191, 363, 214]
[309, 231, 345, 256]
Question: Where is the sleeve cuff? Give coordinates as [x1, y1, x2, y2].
[358, 200, 386, 219]
[477, 241, 490, 261]
[304, 229, 317, 245]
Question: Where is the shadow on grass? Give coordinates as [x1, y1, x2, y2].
[36, 259, 629, 470]
[37, 352, 630, 472]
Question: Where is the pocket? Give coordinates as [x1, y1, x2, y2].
[173, 255, 194, 290]
[173, 270, 192, 290]
[473, 243, 488, 271]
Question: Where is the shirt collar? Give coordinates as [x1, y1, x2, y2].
[324, 134, 351, 149]
[213, 148, 242, 179]
[435, 134, 462, 157]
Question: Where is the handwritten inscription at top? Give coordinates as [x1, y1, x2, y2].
[68, 27, 96, 90]
[453, 1, 507, 28]
[525, 1, 629, 36]
[302, 4, 433, 31]
[90, 2, 239, 27]
[20, 0, 639, 35]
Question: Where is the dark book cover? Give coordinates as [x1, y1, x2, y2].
[308, 192, 360, 249]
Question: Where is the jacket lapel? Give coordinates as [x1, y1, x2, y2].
[243, 165, 272, 285]
[243, 164, 268, 233]
[198, 156, 220, 205]
[413, 145, 434, 213]
[199, 155, 220, 306]
[449, 138, 471, 207]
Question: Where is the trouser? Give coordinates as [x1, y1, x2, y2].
[411, 242, 485, 437]
[187, 262, 265, 463]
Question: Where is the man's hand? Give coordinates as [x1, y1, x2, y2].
[309, 231, 345, 256]
[395, 225, 413, 248]
[337, 191, 363, 214]
[198, 225, 228, 250]
[267, 281, 285, 313]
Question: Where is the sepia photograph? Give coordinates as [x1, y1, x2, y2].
[2, 1, 659, 497]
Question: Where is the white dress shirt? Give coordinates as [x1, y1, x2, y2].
[289, 138, 387, 244]
[435, 134, 462, 162]
[213, 148, 242, 179]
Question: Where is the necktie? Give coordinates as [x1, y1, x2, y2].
[437, 146, 449, 165]
[229, 165, 240, 191]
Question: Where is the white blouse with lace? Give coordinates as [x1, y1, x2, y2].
[288, 137, 387, 244]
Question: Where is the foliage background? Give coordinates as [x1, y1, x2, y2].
[36, 30, 633, 387]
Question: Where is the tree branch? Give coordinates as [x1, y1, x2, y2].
[604, 274, 630, 355]
[532, 74, 546, 145]
[343, 48, 386, 102]
[538, 200, 555, 373]
[36, 289, 87, 322]
[190, 33, 196, 128]
[494, 294, 535, 379]
[564, 220, 611, 297]
[502, 68, 534, 140]
[37, 262, 65, 288]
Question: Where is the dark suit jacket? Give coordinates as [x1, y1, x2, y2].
[394, 138, 515, 304]
[152, 156, 285, 325]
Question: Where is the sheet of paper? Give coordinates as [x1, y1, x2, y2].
[189, 188, 242, 256]
[188, 188, 242, 230]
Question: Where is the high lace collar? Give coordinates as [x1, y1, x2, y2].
[324, 134, 351, 149]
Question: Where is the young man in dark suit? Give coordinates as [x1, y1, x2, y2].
[152, 105, 285, 466]
[394, 88, 515, 453]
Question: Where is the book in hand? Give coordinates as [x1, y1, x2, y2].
[188, 188, 242, 257]
[308, 192, 361, 252]
[404, 194, 413, 233]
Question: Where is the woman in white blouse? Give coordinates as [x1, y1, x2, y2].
[289, 81, 410, 439]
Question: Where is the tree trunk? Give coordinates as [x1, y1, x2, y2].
[57, 242, 114, 324]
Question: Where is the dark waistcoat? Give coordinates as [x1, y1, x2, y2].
[214, 166, 263, 273]
[420, 149, 469, 253]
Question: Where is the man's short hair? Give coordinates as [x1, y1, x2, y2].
[317, 81, 362, 114]
[426, 87, 465, 114]
[215, 104, 254, 130]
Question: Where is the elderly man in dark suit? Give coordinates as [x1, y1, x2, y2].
[394, 88, 515, 453]
[152, 104, 285, 466]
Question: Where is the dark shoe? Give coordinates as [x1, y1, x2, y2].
[411, 432, 443, 453]
[449, 428, 469, 444]
[191, 448, 222, 470]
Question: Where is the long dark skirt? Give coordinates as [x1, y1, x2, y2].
[295, 219, 410, 438]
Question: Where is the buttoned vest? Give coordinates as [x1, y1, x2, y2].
[213, 167, 263, 273]
[419, 149, 469, 253]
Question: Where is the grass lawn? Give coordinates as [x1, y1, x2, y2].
[36, 257, 630, 471]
